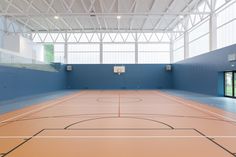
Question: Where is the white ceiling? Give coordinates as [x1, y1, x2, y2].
[0, 0, 205, 32]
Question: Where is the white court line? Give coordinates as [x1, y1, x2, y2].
[157, 91, 236, 123]
[0, 92, 82, 124]
[0, 136, 236, 139]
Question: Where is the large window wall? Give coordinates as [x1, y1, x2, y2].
[189, 19, 210, 58]
[217, 0, 236, 49]
[138, 43, 170, 64]
[102, 33, 136, 64]
[54, 44, 65, 63]
[172, 0, 236, 63]
[33, 32, 171, 64]
[68, 44, 100, 64]
[172, 0, 212, 62]
[173, 18, 210, 62]
[173, 36, 184, 63]
[103, 44, 135, 64]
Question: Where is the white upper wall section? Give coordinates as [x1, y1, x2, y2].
[3, 34, 43, 61]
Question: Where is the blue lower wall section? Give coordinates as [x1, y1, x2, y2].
[173, 44, 236, 96]
[2, 43, 236, 101]
[0, 65, 67, 101]
[67, 64, 172, 89]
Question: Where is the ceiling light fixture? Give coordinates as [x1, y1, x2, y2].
[179, 15, 184, 19]
[54, 16, 59, 20]
[117, 15, 121, 19]
[90, 10, 96, 17]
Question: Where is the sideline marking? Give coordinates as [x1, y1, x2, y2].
[157, 91, 236, 123]
[0, 92, 83, 124]
[1, 136, 236, 139]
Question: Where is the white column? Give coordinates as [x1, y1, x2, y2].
[209, 13, 217, 51]
[170, 33, 174, 63]
[184, 31, 189, 59]
[0, 17, 4, 61]
[0, 17, 7, 48]
[64, 33, 68, 64]
[100, 33, 103, 64]
[135, 33, 138, 64]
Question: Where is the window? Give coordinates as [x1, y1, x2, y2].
[137, 33, 170, 42]
[54, 44, 64, 63]
[173, 36, 184, 63]
[189, 20, 210, 58]
[138, 52, 170, 64]
[189, 34, 209, 57]
[102, 33, 135, 42]
[32, 32, 172, 64]
[234, 72, 236, 97]
[67, 44, 100, 64]
[138, 44, 170, 64]
[224, 71, 235, 97]
[103, 44, 135, 64]
[217, 1, 236, 49]
[173, 47, 184, 63]
[189, 20, 209, 42]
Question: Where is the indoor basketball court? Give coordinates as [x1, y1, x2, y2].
[1, 0, 236, 156]
[0, 90, 236, 157]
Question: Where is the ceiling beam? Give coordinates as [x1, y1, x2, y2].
[152, 0, 176, 30]
[8, 16, 35, 32]
[60, 0, 85, 30]
[4, 0, 13, 13]
[0, 11, 211, 17]
[80, 0, 96, 30]
[0, 2, 3, 13]
[89, 0, 102, 29]
[20, 0, 35, 32]
[98, 0, 109, 29]
[109, 0, 118, 12]
[129, 0, 138, 30]
[164, 0, 203, 31]
[31, 29, 184, 33]
[46, 0, 55, 13]
[41, 0, 73, 30]
[141, 0, 156, 29]
[117, 0, 120, 30]
[21, 0, 61, 31]
[2, 0, 214, 33]
[3, 0, 48, 31]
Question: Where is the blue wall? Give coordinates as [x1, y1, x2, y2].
[67, 64, 173, 89]
[2, 42, 236, 102]
[173, 44, 236, 96]
[0, 65, 67, 101]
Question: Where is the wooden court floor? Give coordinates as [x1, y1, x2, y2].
[1, 90, 236, 157]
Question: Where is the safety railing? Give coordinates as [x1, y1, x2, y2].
[0, 48, 58, 72]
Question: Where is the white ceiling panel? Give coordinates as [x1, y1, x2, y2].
[0, 0, 208, 32]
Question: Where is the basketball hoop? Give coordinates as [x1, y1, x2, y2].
[117, 69, 121, 75]
[114, 66, 125, 75]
